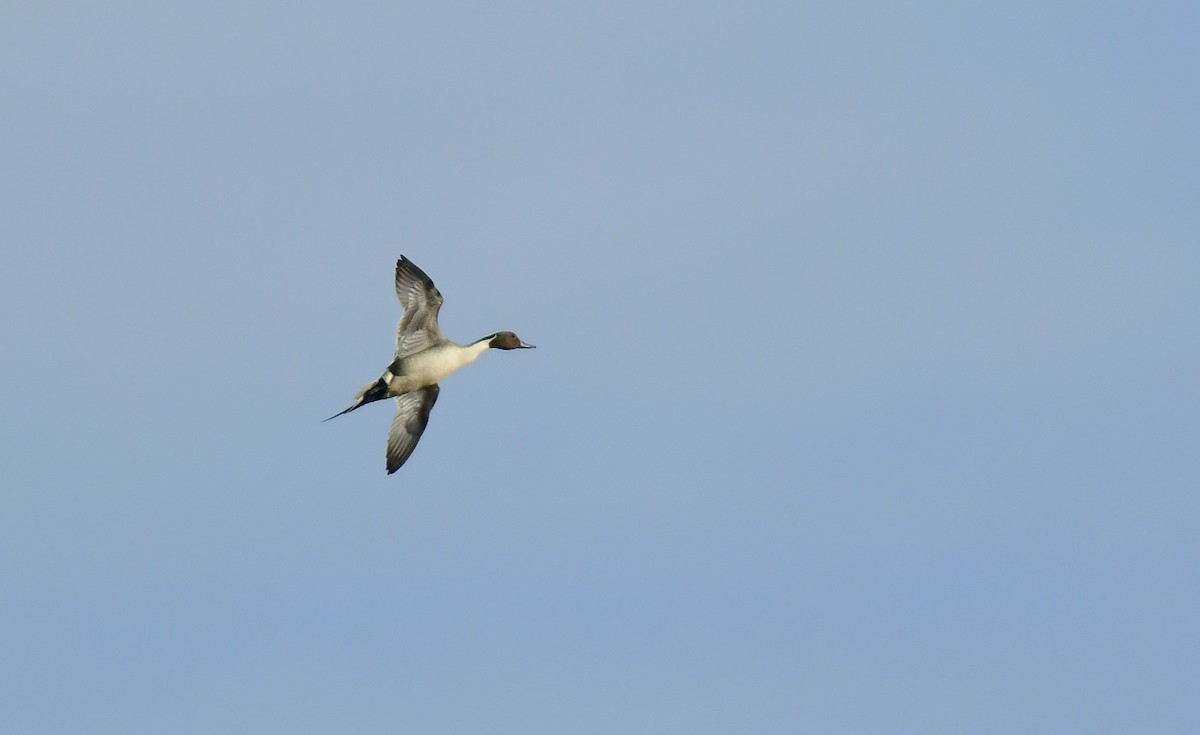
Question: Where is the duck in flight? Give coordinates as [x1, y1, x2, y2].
[325, 256, 534, 473]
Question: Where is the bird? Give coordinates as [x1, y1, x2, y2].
[325, 256, 534, 473]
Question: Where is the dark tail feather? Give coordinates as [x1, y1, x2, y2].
[322, 401, 363, 422]
[323, 378, 388, 422]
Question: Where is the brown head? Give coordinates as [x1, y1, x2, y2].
[488, 331, 535, 350]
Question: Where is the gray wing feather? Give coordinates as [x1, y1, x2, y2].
[386, 385, 440, 473]
[394, 257, 445, 357]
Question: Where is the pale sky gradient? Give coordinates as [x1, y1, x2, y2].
[2, 3, 1198, 733]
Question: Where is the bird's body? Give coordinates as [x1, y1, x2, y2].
[385, 339, 492, 392]
[326, 256, 534, 474]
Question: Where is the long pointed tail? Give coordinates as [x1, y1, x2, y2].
[323, 378, 389, 422]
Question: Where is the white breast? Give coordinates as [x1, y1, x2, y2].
[397, 341, 489, 389]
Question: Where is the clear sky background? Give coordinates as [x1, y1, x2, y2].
[2, 3, 1197, 733]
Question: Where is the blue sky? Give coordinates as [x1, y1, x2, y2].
[2, 2, 1198, 733]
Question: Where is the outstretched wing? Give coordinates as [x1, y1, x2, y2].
[394, 256, 445, 358]
[385, 385, 440, 473]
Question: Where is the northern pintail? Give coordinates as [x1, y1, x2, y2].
[325, 256, 534, 473]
